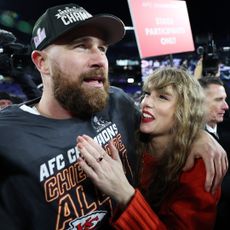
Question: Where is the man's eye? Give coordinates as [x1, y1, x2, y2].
[99, 46, 107, 53]
[75, 44, 85, 48]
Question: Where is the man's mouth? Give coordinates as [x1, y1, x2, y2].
[83, 77, 104, 88]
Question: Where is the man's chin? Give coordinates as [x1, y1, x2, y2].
[69, 89, 108, 118]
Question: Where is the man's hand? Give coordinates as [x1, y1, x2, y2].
[183, 130, 228, 194]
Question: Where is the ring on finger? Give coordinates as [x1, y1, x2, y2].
[96, 154, 104, 162]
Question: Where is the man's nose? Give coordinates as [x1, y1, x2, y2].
[89, 48, 107, 68]
[223, 101, 229, 110]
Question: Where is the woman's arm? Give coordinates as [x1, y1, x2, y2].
[113, 160, 220, 230]
[112, 189, 167, 230]
[76, 135, 220, 230]
[76, 135, 135, 209]
[76, 135, 167, 229]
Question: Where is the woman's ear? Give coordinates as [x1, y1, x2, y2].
[31, 50, 49, 75]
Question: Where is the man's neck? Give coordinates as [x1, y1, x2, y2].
[206, 122, 217, 130]
[37, 96, 73, 119]
[205, 123, 218, 139]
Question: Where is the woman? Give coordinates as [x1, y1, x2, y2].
[77, 67, 221, 229]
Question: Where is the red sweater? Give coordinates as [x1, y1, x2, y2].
[112, 153, 221, 230]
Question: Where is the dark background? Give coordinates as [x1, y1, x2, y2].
[0, 0, 229, 47]
[1, 0, 230, 100]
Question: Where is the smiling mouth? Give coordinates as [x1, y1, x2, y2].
[141, 111, 155, 122]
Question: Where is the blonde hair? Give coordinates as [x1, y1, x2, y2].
[138, 67, 205, 211]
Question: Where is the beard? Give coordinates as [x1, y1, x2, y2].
[51, 64, 110, 119]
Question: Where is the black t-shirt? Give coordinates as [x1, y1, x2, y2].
[0, 86, 140, 230]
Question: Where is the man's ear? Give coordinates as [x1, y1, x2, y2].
[31, 50, 49, 75]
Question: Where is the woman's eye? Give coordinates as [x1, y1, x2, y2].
[159, 95, 168, 100]
[143, 91, 150, 96]
[140, 92, 149, 101]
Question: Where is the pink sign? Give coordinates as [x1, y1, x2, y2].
[127, 0, 195, 58]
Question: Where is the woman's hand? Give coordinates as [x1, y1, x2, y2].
[76, 135, 135, 208]
[183, 130, 228, 194]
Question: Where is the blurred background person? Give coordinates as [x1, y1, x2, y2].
[0, 91, 13, 110]
[194, 51, 230, 119]
[198, 76, 229, 140]
[199, 76, 230, 230]
[0, 29, 42, 101]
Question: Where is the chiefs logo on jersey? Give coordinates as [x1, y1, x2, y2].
[67, 211, 107, 229]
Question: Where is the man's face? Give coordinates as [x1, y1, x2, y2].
[45, 32, 110, 119]
[0, 99, 12, 110]
[204, 84, 229, 125]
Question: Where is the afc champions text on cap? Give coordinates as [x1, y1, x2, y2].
[31, 3, 126, 50]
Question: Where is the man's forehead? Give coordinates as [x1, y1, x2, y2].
[206, 84, 225, 92]
[205, 85, 227, 98]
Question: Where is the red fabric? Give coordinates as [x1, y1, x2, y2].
[112, 154, 221, 230]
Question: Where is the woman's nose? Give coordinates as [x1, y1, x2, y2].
[141, 96, 154, 109]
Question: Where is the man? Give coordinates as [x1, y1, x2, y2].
[0, 3, 227, 230]
[0, 29, 42, 100]
[194, 54, 230, 119]
[0, 91, 13, 110]
[199, 76, 230, 230]
[198, 76, 229, 139]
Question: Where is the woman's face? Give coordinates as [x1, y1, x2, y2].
[140, 85, 177, 136]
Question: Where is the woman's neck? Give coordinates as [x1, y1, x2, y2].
[149, 134, 172, 159]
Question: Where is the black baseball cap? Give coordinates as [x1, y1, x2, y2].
[31, 3, 126, 50]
